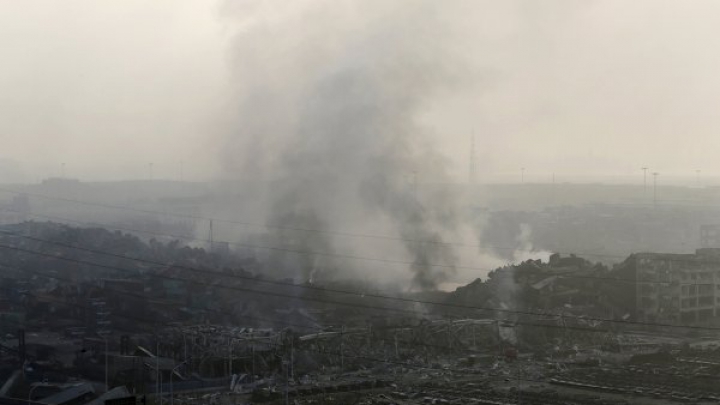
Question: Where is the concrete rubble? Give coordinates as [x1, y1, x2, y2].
[2, 222, 720, 404]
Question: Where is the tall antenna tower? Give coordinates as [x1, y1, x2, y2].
[469, 129, 476, 184]
[209, 219, 214, 252]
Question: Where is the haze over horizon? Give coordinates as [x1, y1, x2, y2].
[2, 0, 720, 184]
[2, 3, 720, 400]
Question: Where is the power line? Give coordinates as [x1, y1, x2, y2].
[0, 271, 583, 364]
[0, 278, 697, 391]
[0, 188, 487, 248]
[0, 204, 659, 274]
[0, 248, 713, 384]
[0, 228, 658, 316]
[1, 232, 720, 332]
[0, 266, 667, 365]
[1, 232, 716, 392]
[0, 264, 639, 342]
[2, 199, 717, 392]
[0, 187, 637, 260]
[6, 187, 715, 266]
[0, 306, 564, 384]
[0, 220, 482, 272]
[0, 208, 626, 280]
[13, 205, 720, 283]
[20, 201, 720, 271]
[0, 221, 715, 296]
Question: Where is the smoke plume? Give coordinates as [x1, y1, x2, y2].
[220, 0, 473, 289]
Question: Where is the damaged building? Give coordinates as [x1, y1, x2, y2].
[615, 248, 720, 325]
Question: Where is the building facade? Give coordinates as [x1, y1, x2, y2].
[634, 249, 720, 324]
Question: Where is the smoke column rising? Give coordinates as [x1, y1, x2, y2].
[220, 0, 478, 289]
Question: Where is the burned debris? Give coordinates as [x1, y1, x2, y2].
[1, 221, 720, 404]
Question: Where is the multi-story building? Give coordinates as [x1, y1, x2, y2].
[631, 248, 720, 325]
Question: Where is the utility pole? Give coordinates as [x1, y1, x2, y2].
[653, 172, 659, 209]
[156, 338, 161, 403]
[105, 337, 108, 390]
[170, 361, 186, 405]
[228, 336, 232, 378]
[641, 167, 648, 193]
[95, 302, 111, 392]
[516, 357, 521, 405]
[283, 359, 289, 405]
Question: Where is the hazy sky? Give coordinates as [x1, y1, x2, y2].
[2, 0, 720, 183]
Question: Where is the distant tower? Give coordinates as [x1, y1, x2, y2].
[469, 130, 476, 185]
[209, 219, 214, 252]
[652, 172, 659, 208]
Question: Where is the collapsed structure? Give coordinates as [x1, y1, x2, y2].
[2, 221, 720, 404]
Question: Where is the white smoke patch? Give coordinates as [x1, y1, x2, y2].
[495, 266, 520, 315]
[512, 223, 552, 263]
[486, 223, 552, 314]
[439, 222, 510, 291]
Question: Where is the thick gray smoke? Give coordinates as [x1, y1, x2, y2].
[221, 0, 472, 289]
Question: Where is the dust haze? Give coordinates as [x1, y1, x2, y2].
[4, 2, 720, 403]
[2, 0, 716, 286]
[4, 1, 720, 182]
